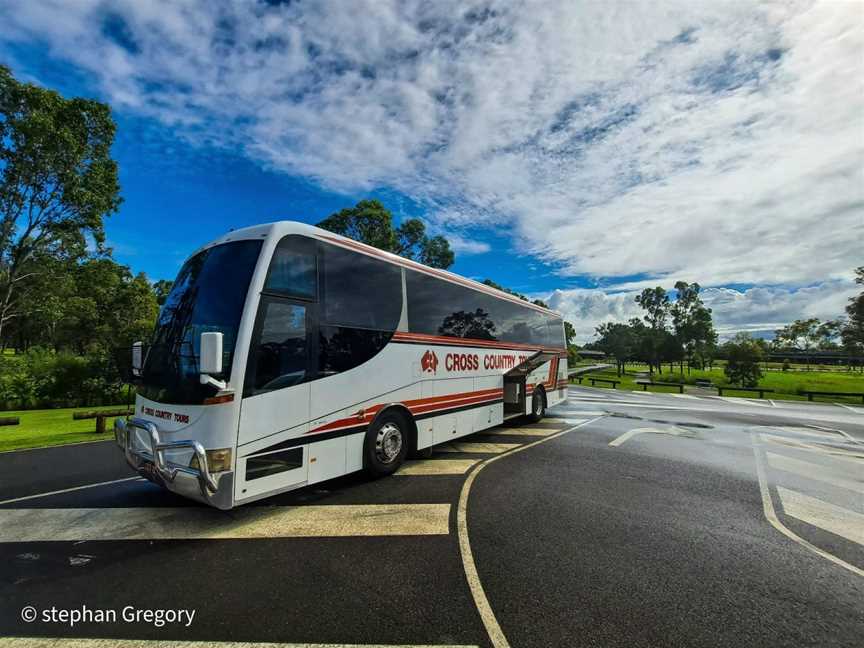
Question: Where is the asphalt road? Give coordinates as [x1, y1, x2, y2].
[1, 386, 862, 647]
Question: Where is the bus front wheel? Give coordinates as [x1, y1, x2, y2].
[364, 410, 409, 477]
[528, 388, 546, 423]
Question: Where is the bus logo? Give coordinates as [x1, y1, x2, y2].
[421, 350, 438, 374]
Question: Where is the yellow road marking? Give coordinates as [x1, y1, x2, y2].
[778, 487, 864, 545]
[767, 452, 864, 494]
[395, 459, 478, 475]
[0, 477, 143, 505]
[2, 640, 478, 648]
[437, 442, 520, 454]
[0, 504, 451, 542]
[457, 417, 603, 648]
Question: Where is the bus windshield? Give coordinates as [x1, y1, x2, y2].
[139, 239, 263, 404]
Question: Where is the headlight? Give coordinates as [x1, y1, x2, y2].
[190, 448, 232, 473]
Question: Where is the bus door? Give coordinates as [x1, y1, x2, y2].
[235, 236, 319, 502]
[504, 352, 557, 417]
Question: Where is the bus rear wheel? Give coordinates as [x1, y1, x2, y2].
[528, 388, 546, 423]
[364, 410, 408, 477]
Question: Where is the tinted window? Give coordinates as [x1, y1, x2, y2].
[406, 270, 564, 348]
[246, 448, 304, 481]
[249, 301, 308, 393]
[140, 240, 262, 404]
[319, 326, 393, 376]
[264, 236, 316, 299]
[321, 243, 402, 331]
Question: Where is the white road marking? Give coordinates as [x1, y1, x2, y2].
[396, 459, 478, 475]
[0, 504, 451, 542]
[719, 396, 772, 408]
[551, 410, 607, 416]
[669, 393, 701, 400]
[769, 426, 848, 442]
[437, 442, 520, 454]
[761, 434, 864, 462]
[750, 433, 864, 578]
[777, 487, 864, 545]
[834, 402, 864, 414]
[481, 427, 556, 437]
[0, 476, 143, 506]
[457, 416, 603, 648]
[805, 424, 864, 447]
[608, 426, 694, 447]
[2, 639, 477, 648]
[767, 452, 864, 494]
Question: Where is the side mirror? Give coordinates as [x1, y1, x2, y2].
[132, 341, 143, 376]
[200, 331, 224, 376]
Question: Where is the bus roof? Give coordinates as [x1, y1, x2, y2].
[196, 220, 562, 318]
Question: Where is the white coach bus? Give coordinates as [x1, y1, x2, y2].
[115, 221, 568, 509]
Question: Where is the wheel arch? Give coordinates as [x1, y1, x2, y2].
[369, 403, 418, 454]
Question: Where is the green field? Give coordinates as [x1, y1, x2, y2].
[573, 365, 864, 402]
[0, 404, 130, 452]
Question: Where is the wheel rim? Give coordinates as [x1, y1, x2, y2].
[375, 422, 403, 464]
[534, 393, 543, 415]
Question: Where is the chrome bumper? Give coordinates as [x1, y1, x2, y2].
[115, 417, 233, 509]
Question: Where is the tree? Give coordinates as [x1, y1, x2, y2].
[671, 281, 717, 373]
[774, 318, 821, 367]
[635, 287, 670, 373]
[841, 266, 864, 371]
[723, 333, 764, 387]
[564, 321, 576, 346]
[595, 322, 635, 376]
[0, 65, 121, 345]
[317, 199, 454, 269]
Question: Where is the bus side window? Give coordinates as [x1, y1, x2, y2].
[250, 300, 308, 392]
[264, 236, 317, 299]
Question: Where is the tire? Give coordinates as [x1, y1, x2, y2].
[363, 410, 409, 477]
[527, 387, 546, 423]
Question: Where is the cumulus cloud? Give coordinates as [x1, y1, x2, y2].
[546, 279, 857, 344]
[2, 1, 861, 294]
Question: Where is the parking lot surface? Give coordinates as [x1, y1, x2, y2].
[1, 386, 862, 647]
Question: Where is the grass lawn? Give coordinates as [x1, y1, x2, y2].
[0, 404, 131, 452]
[572, 365, 864, 402]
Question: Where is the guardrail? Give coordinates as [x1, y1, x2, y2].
[573, 375, 620, 388]
[72, 408, 134, 434]
[801, 390, 864, 403]
[716, 386, 774, 399]
[635, 380, 684, 394]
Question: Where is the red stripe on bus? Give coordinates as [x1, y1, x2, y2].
[306, 388, 504, 435]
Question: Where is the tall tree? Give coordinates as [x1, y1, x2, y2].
[635, 287, 670, 373]
[671, 281, 717, 373]
[317, 199, 454, 269]
[773, 318, 821, 367]
[841, 266, 864, 371]
[595, 322, 635, 376]
[723, 333, 764, 387]
[0, 65, 121, 345]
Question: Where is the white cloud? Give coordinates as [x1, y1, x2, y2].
[2, 1, 861, 290]
[546, 279, 857, 344]
[447, 234, 491, 255]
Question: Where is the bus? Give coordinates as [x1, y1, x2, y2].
[115, 221, 569, 509]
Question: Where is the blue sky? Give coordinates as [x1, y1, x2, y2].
[1, 1, 861, 341]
